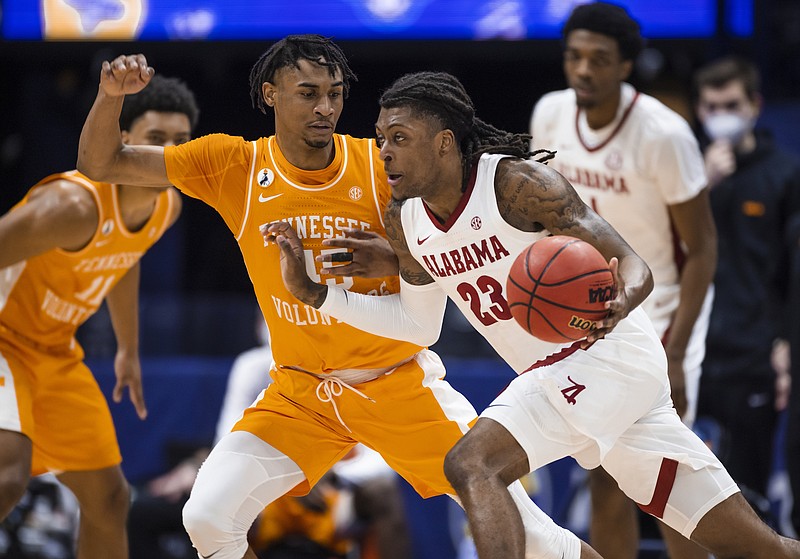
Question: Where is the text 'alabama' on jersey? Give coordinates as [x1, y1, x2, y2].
[530, 84, 707, 322]
[164, 133, 420, 376]
[400, 153, 571, 373]
[0, 171, 174, 352]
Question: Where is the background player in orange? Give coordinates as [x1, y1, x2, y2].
[0, 74, 198, 558]
[77, 37, 597, 559]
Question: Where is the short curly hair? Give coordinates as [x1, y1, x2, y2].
[563, 2, 644, 62]
[119, 75, 200, 132]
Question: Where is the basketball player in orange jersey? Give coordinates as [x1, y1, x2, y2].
[267, 70, 800, 559]
[0, 75, 198, 558]
[77, 37, 600, 559]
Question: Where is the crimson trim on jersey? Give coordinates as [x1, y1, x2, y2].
[575, 91, 640, 153]
[422, 160, 480, 232]
[636, 457, 679, 519]
[521, 340, 583, 373]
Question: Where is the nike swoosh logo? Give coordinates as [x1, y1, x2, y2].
[94, 238, 112, 248]
[417, 234, 432, 245]
[259, 193, 283, 203]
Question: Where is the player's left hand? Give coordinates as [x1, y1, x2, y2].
[261, 221, 327, 308]
[584, 257, 630, 345]
[318, 228, 399, 278]
[113, 349, 147, 420]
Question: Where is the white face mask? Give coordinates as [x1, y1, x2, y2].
[702, 113, 751, 144]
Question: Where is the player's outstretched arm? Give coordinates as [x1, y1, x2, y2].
[78, 54, 171, 187]
[263, 213, 446, 346]
[497, 158, 653, 340]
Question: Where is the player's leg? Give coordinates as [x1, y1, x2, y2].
[445, 418, 599, 559]
[182, 430, 308, 559]
[656, 318, 710, 559]
[352, 474, 412, 559]
[0, 430, 31, 520]
[588, 466, 638, 559]
[57, 465, 130, 559]
[689, 492, 800, 557]
[357, 350, 589, 559]
[606, 401, 800, 558]
[0, 345, 35, 520]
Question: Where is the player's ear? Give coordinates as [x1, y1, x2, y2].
[262, 82, 277, 107]
[438, 129, 456, 155]
[619, 59, 633, 81]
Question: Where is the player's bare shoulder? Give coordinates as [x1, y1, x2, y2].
[29, 179, 99, 225]
[494, 157, 590, 234]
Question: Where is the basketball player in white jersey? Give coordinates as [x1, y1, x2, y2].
[266, 71, 800, 559]
[530, 4, 716, 557]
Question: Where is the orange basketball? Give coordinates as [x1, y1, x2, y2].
[506, 236, 614, 343]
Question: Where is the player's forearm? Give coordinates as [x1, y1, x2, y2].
[665, 254, 715, 360]
[77, 89, 126, 182]
[319, 279, 446, 346]
[616, 252, 654, 311]
[106, 263, 141, 354]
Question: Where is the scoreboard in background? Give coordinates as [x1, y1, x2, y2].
[1, 0, 753, 41]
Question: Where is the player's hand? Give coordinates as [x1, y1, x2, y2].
[261, 221, 327, 308]
[666, 357, 688, 418]
[100, 54, 154, 97]
[112, 349, 147, 420]
[584, 257, 630, 345]
[318, 228, 399, 278]
[147, 459, 202, 502]
[772, 338, 791, 411]
[704, 140, 736, 188]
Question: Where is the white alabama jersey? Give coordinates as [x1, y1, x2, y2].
[530, 84, 706, 325]
[401, 153, 585, 373]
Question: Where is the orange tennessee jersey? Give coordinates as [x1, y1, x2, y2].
[0, 171, 174, 350]
[165, 133, 421, 374]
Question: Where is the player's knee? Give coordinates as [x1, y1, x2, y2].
[443, 443, 483, 491]
[79, 476, 130, 526]
[0, 467, 29, 520]
[183, 493, 248, 559]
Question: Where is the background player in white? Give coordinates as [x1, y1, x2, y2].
[266, 70, 800, 559]
[530, 3, 716, 557]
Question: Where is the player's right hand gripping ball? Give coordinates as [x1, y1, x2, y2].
[506, 235, 614, 343]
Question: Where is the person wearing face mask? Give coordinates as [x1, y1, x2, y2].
[693, 55, 800, 523]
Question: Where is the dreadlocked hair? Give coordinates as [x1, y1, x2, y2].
[379, 71, 555, 189]
[249, 34, 357, 114]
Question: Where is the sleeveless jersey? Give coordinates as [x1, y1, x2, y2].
[164, 133, 420, 375]
[0, 171, 174, 351]
[530, 84, 706, 320]
[401, 153, 570, 373]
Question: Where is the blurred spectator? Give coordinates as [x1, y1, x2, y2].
[693, 56, 800, 522]
[128, 321, 411, 559]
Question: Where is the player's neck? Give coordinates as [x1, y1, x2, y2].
[584, 87, 623, 130]
[117, 184, 163, 232]
[422, 166, 465, 224]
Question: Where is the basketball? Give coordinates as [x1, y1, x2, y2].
[506, 236, 614, 343]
